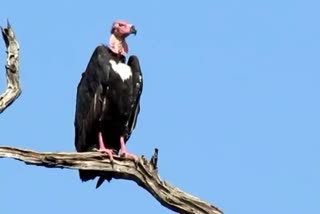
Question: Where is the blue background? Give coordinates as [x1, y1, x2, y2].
[0, 1, 319, 213]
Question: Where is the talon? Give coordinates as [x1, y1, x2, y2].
[98, 148, 114, 161]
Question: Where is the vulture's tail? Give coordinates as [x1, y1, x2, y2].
[78, 170, 112, 188]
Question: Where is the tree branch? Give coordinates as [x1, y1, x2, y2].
[0, 146, 223, 214]
[0, 20, 21, 114]
[0, 21, 223, 214]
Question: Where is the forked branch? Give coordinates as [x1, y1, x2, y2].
[0, 146, 223, 214]
[0, 20, 21, 114]
[0, 21, 222, 214]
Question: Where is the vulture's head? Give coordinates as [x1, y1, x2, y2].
[109, 20, 137, 56]
[111, 20, 137, 38]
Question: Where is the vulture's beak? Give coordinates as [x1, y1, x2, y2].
[130, 25, 137, 35]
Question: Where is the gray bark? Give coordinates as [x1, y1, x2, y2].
[0, 21, 21, 114]
[0, 147, 223, 214]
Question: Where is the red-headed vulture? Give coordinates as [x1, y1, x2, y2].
[74, 20, 143, 188]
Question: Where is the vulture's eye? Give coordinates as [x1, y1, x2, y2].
[118, 23, 124, 27]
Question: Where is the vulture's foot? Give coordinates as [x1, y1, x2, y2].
[120, 136, 138, 162]
[97, 132, 115, 162]
[98, 148, 115, 162]
[120, 151, 137, 161]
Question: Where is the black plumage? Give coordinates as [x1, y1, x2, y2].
[74, 45, 143, 187]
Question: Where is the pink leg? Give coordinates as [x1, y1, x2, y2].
[120, 136, 137, 161]
[97, 132, 114, 161]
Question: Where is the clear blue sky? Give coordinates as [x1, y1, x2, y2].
[0, 1, 319, 213]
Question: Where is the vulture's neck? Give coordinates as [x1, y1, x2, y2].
[109, 34, 128, 56]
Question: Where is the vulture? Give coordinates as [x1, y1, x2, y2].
[74, 20, 143, 188]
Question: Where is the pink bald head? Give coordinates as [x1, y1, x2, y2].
[109, 20, 137, 56]
[111, 20, 137, 38]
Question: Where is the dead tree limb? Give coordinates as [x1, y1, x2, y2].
[0, 20, 222, 214]
[0, 146, 223, 214]
[0, 21, 21, 114]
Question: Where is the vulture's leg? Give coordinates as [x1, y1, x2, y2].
[120, 136, 137, 160]
[97, 132, 114, 161]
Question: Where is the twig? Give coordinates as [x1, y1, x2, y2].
[0, 20, 21, 114]
[0, 146, 223, 214]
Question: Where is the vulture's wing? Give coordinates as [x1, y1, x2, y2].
[125, 55, 143, 141]
[74, 45, 111, 152]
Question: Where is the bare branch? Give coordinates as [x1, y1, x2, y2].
[0, 21, 222, 214]
[0, 20, 21, 114]
[0, 146, 223, 214]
